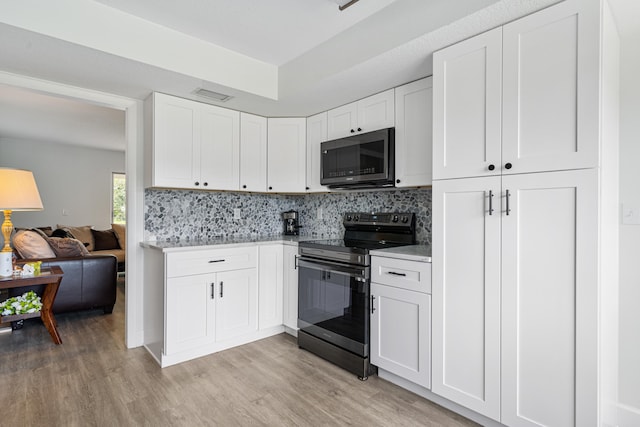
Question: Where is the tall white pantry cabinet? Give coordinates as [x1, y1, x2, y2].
[431, 0, 620, 426]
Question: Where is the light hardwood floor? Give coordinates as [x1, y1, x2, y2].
[0, 280, 478, 426]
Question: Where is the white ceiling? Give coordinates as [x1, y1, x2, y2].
[0, 0, 637, 152]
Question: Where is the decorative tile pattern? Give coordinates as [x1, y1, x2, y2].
[145, 188, 431, 244]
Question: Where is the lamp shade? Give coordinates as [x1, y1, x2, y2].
[0, 168, 43, 211]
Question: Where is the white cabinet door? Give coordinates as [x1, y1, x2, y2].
[432, 28, 503, 181]
[267, 118, 306, 193]
[306, 112, 328, 192]
[199, 104, 240, 191]
[394, 78, 433, 187]
[432, 176, 501, 420]
[165, 274, 215, 355]
[327, 89, 395, 140]
[239, 112, 267, 192]
[371, 282, 431, 389]
[258, 245, 283, 330]
[215, 268, 258, 342]
[327, 102, 358, 140]
[501, 169, 597, 427]
[357, 89, 395, 134]
[152, 93, 200, 189]
[502, 0, 599, 175]
[282, 244, 299, 331]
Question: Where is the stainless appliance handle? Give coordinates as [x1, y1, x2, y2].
[488, 190, 494, 215]
[298, 258, 367, 281]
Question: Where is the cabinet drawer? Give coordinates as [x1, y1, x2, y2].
[167, 247, 256, 277]
[371, 256, 431, 294]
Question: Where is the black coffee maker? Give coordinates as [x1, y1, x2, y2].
[282, 210, 300, 235]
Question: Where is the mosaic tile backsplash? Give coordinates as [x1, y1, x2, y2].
[145, 188, 432, 244]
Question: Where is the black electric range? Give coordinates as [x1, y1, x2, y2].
[296, 212, 416, 380]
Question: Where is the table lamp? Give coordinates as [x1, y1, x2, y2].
[0, 168, 44, 277]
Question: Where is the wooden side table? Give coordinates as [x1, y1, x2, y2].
[0, 266, 64, 344]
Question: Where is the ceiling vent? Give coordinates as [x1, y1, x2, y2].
[193, 88, 233, 102]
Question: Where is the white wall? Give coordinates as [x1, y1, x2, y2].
[618, 28, 640, 421]
[0, 137, 125, 231]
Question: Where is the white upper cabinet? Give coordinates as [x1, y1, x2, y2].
[199, 103, 240, 191]
[147, 92, 239, 191]
[306, 112, 328, 193]
[267, 118, 307, 193]
[327, 89, 395, 140]
[501, 0, 598, 175]
[434, 0, 598, 180]
[433, 28, 503, 180]
[394, 77, 433, 187]
[240, 112, 268, 192]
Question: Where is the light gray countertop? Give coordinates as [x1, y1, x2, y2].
[140, 234, 336, 252]
[370, 244, 432, 263]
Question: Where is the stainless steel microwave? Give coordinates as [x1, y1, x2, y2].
[320, 128, 395, 189]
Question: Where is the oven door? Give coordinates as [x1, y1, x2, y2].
[297, 257, 370, 356]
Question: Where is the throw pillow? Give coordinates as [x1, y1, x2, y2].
[36, 226, 53, 237]
[47, 237, 90, 257]
[51, 228, 73, 238]
[57, 225, 94, 251]
[92, 229, 120, 251]
[111, 223, 126, 252]
[13, 230, 56, 259]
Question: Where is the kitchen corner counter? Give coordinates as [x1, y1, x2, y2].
[370, 245, 432, 263]
[140, 234, 330, 252]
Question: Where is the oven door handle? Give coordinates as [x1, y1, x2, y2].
[297, 258, 367, 281]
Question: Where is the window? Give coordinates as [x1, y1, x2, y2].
[112, 172, 126, 224]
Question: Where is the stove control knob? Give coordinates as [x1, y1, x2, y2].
[401, 216, 409, 224]
[354, 215, 360, 222]
[346, 215, 352, 221]
[392, 215, 399, 223]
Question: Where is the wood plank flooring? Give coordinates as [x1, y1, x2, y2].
[0, 279, 478, 426]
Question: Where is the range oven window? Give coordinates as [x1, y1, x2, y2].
[297, 259, 369, 356]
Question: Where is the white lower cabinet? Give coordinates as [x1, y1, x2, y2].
[166, 268, 257, 353]
[258, 245, 283, 330]
[371, 283, 431, 388]
[370, 255, 432, 389]
[143, 245, 282, 367]
[432, 169, 597, 425]
[282, 244, 299, 332]
[215, 268, 258, 342]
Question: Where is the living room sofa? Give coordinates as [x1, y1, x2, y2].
[11, 255, 118, 314]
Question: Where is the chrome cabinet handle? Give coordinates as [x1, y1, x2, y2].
[294, 255, 298, 270]
[371, 295, 376, 314]
[506, 189, 511, 216]
[211, 283, 215, 299]
[489, 190, 494, 215]
[387, 271, 406, 277]
[220, 281, 224, 298]
[208, 259, 225, 263]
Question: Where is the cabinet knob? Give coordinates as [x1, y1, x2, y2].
[350, 129, 355, 133]
[203, 182, 208, 187]
[268, 186, 273, 190]
[357, 127, 362, 132]
[305, 187, 309, 190]
[194, 181, 200, 186]
[488, 164, 495, 171]
[505, 163, 513, 170]
[242, 185, 247, 189]
[396, 179, 401, 184]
